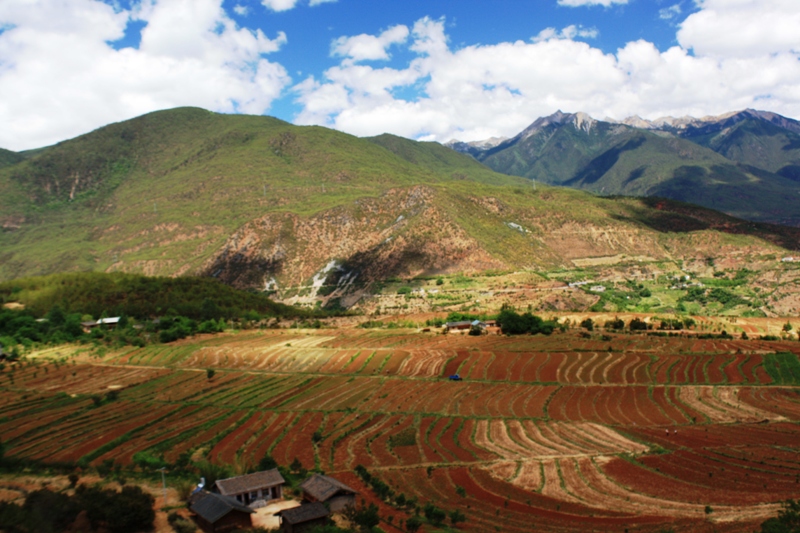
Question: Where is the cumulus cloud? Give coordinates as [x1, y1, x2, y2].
[557, 0, 628, 6]
[261, 0, 336, 12]
[659, 4, 682, 20]
[533, 24, 598, 42]
[331, 25, 409, 62]
[0, 0, 290, 150]
[233, 4, 249, 16]
[261, 0, 299, 11]
[678, 0, 800, 57]
[294, 4, 800, 144]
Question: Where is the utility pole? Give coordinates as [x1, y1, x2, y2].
[159, 467, 167, 508]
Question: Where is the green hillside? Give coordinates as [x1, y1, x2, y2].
[1, 107, 799, 298]
[466, 114, 800, 225]
[0, 148, 22, 169]
[0, 271, 311, 319]
[0, 107, 524, 282]
[678, 117, 800, 181]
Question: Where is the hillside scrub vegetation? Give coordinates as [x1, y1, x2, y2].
[0, 272, 318, 320]
[0, 485, 155, 533]
[0, 272, 329, 352]
[496, 307, 558, 335]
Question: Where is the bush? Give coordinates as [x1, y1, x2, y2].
[75, 485, 155, 533]
[405, 515, 423, 532]
[349, 502, 380, 530]
[760, 499, 800, 532]
[580, 318, 594, 331]
[174, 480, 196, 502]
[496, 308, 555, 336]
[423, 503, 446, 526]
[450, 508, 466, 526]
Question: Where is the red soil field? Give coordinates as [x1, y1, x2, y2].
[4, 328, 799, 532]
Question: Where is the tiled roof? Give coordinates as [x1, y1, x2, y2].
[215, 469, 285, 496]
[278, 502, 329, 525]
[190, 491, 253, 523]
[301, 474, 358, 502]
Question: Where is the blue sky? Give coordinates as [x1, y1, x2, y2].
[213, 0, 693, 119]
[0, 0, 799, 150]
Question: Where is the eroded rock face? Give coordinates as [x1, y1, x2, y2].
[200, 186, 504, 293]
[199, 184, 796, 306]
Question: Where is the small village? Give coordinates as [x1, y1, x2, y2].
[189, 469, 358, 533]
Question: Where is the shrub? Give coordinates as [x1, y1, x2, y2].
[175, 480, 196, 502]
[450, 508, 467, 526]
[349, 502, 380, 530]
[405, 515, 423, 532]
[423, 503, 446, 526]
[760, 499, 800, 532]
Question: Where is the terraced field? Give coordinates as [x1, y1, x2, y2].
[3, 329, 800, 532]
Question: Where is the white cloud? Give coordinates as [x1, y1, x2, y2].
[0, 0, 290, 150]
[261, 0, 336, 12]
[678, 0, 800, 57]
[557, 0, 628, 6]
[293, 6, 800, 144]
[261, 0, 299, 12]
[331, 24, 409, 62]
[233, 4, 249, 16]
[533, 24, 598, 42]
[659, 4, 682, 20]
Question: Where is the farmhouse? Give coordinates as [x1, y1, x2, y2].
[215, 469, 285, 507]
[277, 502, 329, 533]
[300, 474, 358, 512]
[444, 321, 472, 332]
[80, 316, 121, 332]
[190, 491, 254, 533]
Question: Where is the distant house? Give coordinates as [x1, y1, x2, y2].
[277, 502, 329, 533]
[300, 474, 358, 512]
[444, 321, 472, 332]
[80, 317, 121, 333]
[782, 257, 795, 262]
[215, 469, 285, 507]
[190, 491, 254, 533]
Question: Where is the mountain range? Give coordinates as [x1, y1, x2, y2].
[1, 107, 799, 302]
[447, 109, 800, 226]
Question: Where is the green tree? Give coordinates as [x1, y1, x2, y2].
[423, 503, 446, 526]
[46, 305, 66, 328]
[405, 515, 423, 532]
[761, 499, 800, 532]
[349, 502, 380, 530]
[449, 508, 466, 527]
[258, 453, 278, 471]
[206, 368, 215, 380]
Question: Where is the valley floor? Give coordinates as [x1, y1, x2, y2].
[3, 326, 800, 532]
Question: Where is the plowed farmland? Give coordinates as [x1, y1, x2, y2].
[3, 328, 800, 532]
